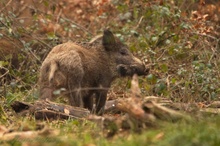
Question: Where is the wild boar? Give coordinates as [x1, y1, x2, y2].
[39, 30, 149, 114]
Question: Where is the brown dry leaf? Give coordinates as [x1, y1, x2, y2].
[203, 14, 209, 20]
[191, 11, 199, 19]
[159, 0, 164, 5]
[153, 132, 164, 141]
[199, 0, 205, 5]
[206, 5, 217, 15]
[185, 41, 193, 48]
[197, 102, 206, 108]
[0, 125, 8, 137]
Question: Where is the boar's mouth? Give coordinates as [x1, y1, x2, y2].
[117, 64, 149, 77]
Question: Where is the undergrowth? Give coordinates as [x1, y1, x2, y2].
[1, 116, 220, 146]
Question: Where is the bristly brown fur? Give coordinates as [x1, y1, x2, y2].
[39, 30, 149, 114]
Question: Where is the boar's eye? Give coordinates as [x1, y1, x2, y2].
[119, 49, 128, 55]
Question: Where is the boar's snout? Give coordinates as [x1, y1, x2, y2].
[131, 64, 150, 76]
[117, 64, 149, 77]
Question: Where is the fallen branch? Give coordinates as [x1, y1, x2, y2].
[116, 98, 156, 123]
[207, 101, 220, 108]
[11, 100, 90, 120]
[0, 125, 58, 141]
[144, 101, 191, 121]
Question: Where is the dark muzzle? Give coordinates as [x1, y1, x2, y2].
[117, 64, 149, 77]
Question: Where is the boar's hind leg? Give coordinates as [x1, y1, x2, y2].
[67, 76, 84, 108]
[40, 87, 54, 100]
[95, 90, 108, 115]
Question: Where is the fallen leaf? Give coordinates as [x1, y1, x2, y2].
[153, 132, 164, 141]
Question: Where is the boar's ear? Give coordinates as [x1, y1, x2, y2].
[102, 30, 117, 51]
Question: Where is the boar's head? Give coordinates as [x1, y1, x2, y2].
[102, 30, 149, 77]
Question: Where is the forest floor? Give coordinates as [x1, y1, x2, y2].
[0, 0, 220, 145]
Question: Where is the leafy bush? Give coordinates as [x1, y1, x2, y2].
[112, 0, 220, 102]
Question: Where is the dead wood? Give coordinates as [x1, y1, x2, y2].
[164, 102, 199, 112]
[115, 75, 155, 123]
[11, 100, 90, 120]
[104, 100, 119, 113]
[144, 101, 191, 121]
[90, 75, 192, 132]
[144, 96, 172, 104]
[196, 101, 220, 115]
[115, 98, 156, 122]
[207, 101, 220, 108]
[0, 125, 58, 141]
[199, 108, 220, 115]
[108, 75, 190, 123]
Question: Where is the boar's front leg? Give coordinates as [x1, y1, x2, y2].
[83, 93, 94, 111]
[95, 89, 108, 115]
